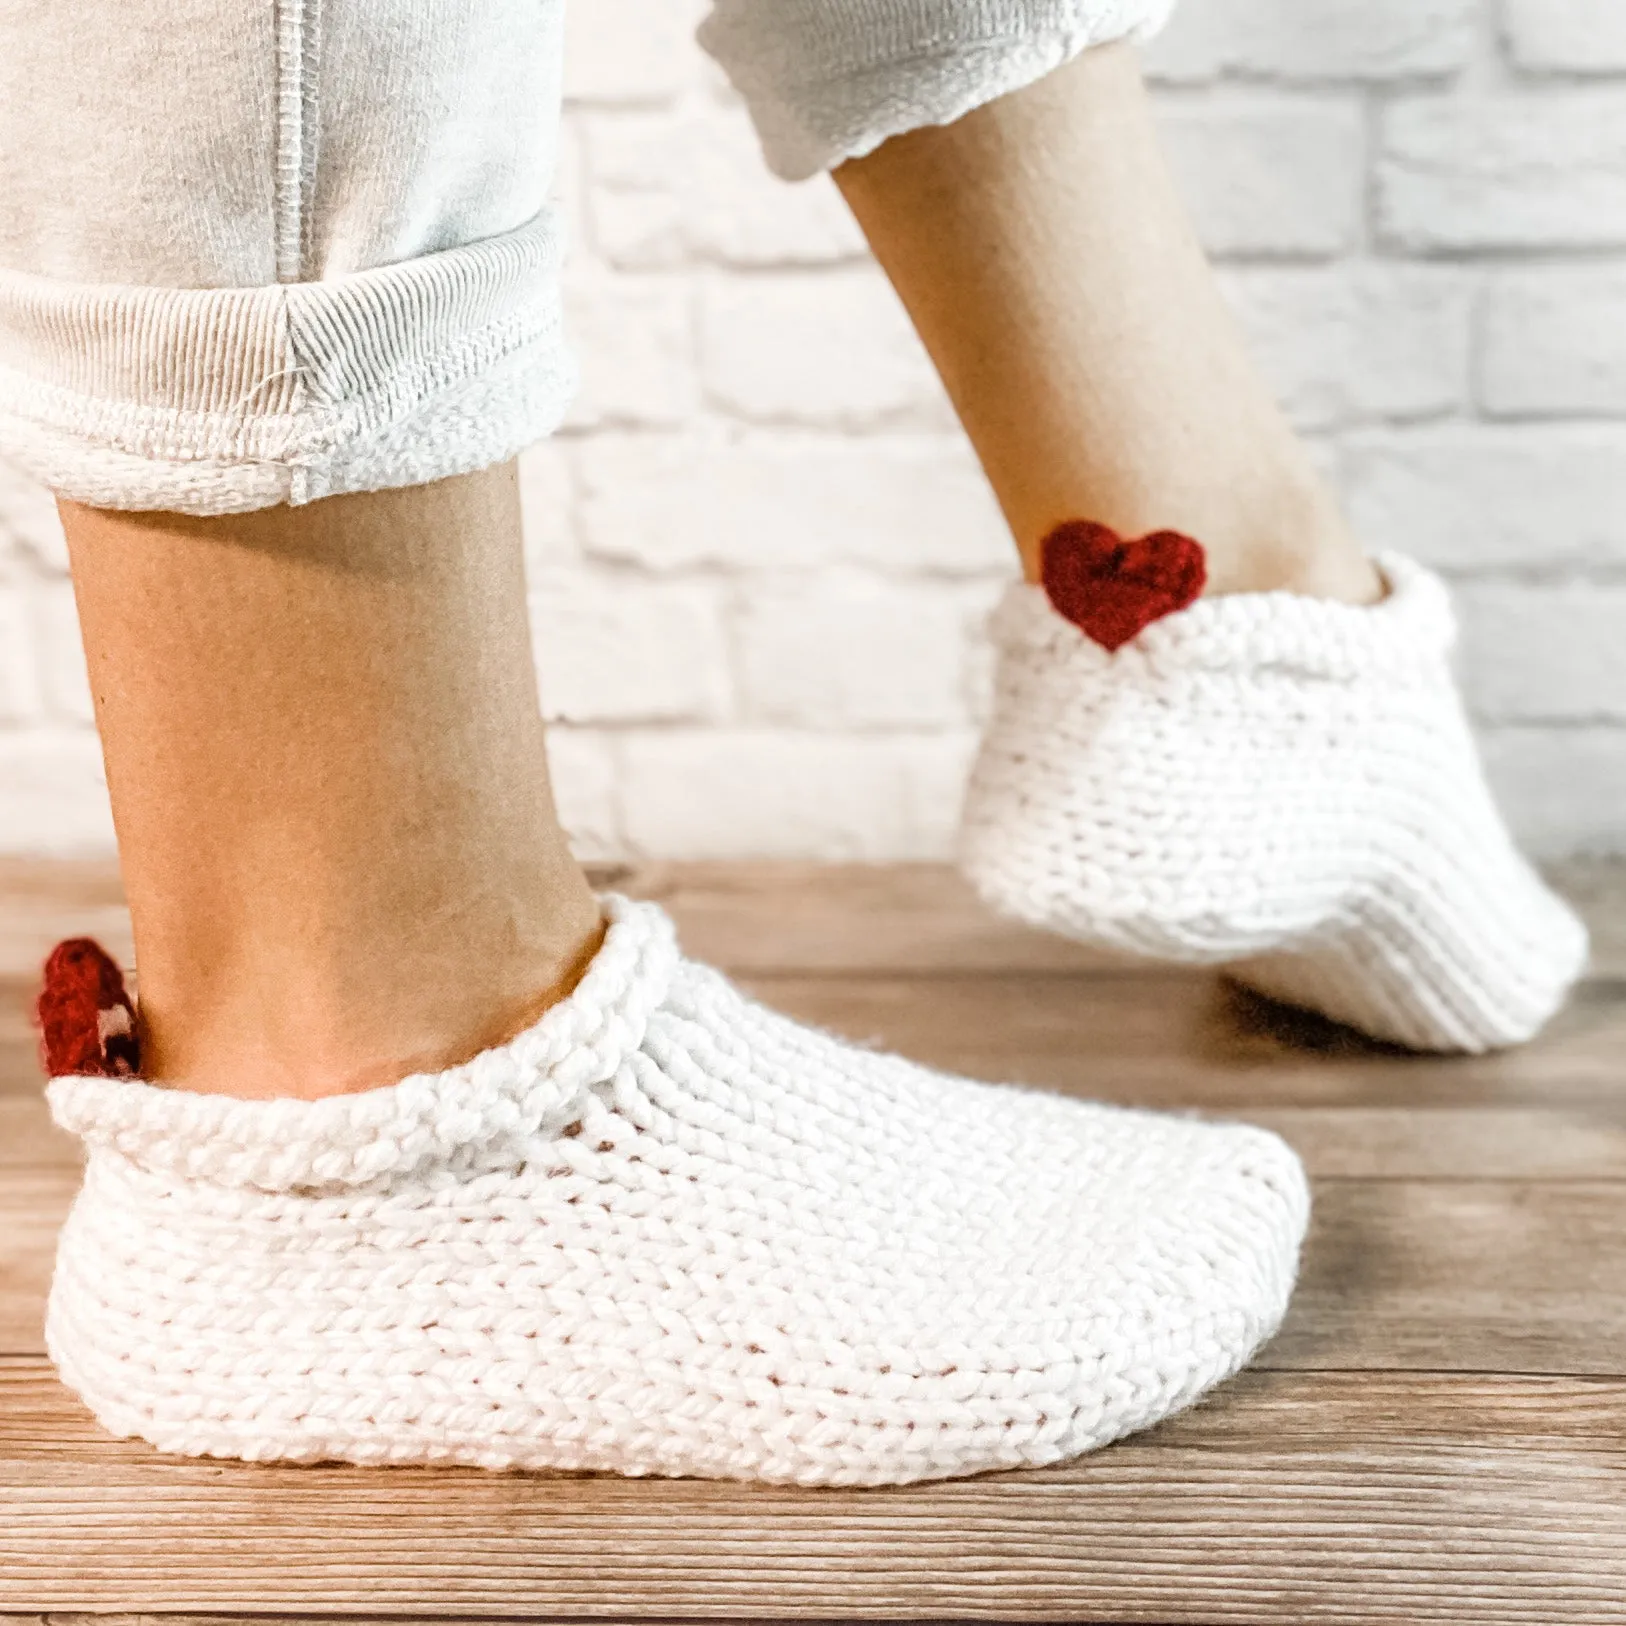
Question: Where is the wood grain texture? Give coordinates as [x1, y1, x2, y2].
[3, 1362, 1624, 1620]
[2, 859, 1624, 1622]
[744, 972, 1626, 1109]
[1273, 1180, 1626, 1373]
[0, 1097, 77, 1170]
[0, 1170, 73, 1357]
[1550, 860, 1626, 978]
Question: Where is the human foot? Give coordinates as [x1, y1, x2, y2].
[43, 896, 1307, 1485]
[960, 551, 1587, 1053]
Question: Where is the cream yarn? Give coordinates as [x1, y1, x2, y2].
[960, 553, 1588, 1053]
[46, 896, 1307, 1486]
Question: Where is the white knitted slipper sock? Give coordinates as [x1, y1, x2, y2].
[44, 897, 1307, 1486]
[960, 552, 1588, 1054]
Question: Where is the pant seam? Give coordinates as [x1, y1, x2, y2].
[300, 0, 324, 280]
[274, 0, 323, 286]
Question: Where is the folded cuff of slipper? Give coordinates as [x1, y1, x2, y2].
[46, 896, 676, 1193]
[991, 552, 1456, 683]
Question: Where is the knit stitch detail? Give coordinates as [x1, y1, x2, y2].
[961, 553, 1587, 1052]
[47, 895, 676, 1191]
[45, 897, 1307, 1485]
[996, 550, 1456, 678]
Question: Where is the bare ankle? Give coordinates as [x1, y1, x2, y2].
[1205, 534, 1384, 605]
[1195, 480, 1384, 605]
[136, 898, 606, 1102]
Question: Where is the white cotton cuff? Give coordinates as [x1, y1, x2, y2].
[698, 0, 1178, 181]
[0, 211, 574, 515]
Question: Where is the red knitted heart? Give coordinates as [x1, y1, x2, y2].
[1039, 520, 1206, 652]
[37, 938, 141, 1079]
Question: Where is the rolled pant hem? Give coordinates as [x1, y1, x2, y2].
[699, 0, 1176, 180]
[0, 210, 573, 514]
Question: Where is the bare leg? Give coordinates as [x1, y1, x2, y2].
[827, 42, 1581, 1054]
[59, 464, 602, 1101]
[835, 42, 1382, 603]
[48, 431, 1311, 1497]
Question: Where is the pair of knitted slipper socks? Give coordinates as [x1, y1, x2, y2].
[961, 531, 1587, 1053]
[39, 535, 1581, 1486]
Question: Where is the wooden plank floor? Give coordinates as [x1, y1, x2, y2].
[3, 858, 1625, 1623]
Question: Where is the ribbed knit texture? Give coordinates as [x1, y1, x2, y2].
[699, 0, 1177, 180]
[960, 554, 1589, 1053]
[45, 896, 1307, 1486]
[0, 212, 573, 514]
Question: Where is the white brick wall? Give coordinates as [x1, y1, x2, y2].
[1503, 0, 1626, 72]
[3, 0, 1624, 859]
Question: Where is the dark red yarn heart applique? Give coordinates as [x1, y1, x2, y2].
[37, 938, 141, 1079]
[1040, 520, 1206, 652]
